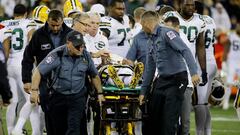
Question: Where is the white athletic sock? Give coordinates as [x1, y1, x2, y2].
[13, 101, 33, 132]
[12, 118, 26, 134]
[30, 106, 42, 135]
[6, 102, 18, 134]
[223, 87, 231, 110]
[205, 106, 211, 135]
[237, 108, 240, 120]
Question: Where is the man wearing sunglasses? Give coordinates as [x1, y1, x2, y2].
[72, 12, 109, 58]
[29, 30, 105, 134]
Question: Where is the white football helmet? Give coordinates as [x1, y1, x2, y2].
[90, 4, 105, 16]
[209, 79, 225, 106]
[98, 65, 133, 86]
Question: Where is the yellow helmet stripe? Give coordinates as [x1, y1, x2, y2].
[70, 0, 76, 10]
[35, 5, 44, 19]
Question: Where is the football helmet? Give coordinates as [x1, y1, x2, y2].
[63, 0, 83, 17]
[32, 5, 50, 23]
[98, 65, 133, 86]
[234, 88, 240, 108]
[90, 4, 105, 16]
[208, 79, 225, 106]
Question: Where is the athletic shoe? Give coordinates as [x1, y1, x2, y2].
[108, 65, 124, 89]
[129, 62, 144, 89]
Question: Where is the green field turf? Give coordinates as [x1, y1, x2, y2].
[190, 101, 240, 135]
[1, 100, 240, 135]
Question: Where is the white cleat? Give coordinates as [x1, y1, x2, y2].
[222, 100, 229, 110]
[236, 108, 240, 120]
[11, 130, 24, 135]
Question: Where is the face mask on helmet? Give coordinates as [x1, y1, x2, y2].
[63, 0, 83, 17]
[209, 79, 225, 106]
[32, 5, 50, 23]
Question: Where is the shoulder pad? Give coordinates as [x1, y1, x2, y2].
[102, 16, 111, 21]
[100, 17, 111, 28]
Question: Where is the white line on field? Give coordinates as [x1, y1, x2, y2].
[190, 128, 240, 133]
[211, 117, 240, 122]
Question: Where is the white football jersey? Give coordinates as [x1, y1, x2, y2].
[4, 19, 36, 66]
[163, 11, 206, 56]
[100, 15, 132, 57]
[228, 32, 240, 59]
[179, 31, 194, 87]
[85, 30, 109, 66]
[64, 17, 73, 27]
[203, 15, 216, 61]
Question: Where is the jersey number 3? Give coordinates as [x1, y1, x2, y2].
[12, 28, 24, 50]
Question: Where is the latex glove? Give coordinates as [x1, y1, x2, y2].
[30, 90, 39, 105]
[98, 94, 105, 106]
[191, 74, 201, 86]
[24, 83, 31, 94]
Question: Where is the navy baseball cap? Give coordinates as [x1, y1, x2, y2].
[67, 30, 85, 47]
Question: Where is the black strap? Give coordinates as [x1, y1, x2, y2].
[47, 50, 64, 89]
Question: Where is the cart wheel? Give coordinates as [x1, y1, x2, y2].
[106, 124, 111, 135]
[127, 122, 133, 135]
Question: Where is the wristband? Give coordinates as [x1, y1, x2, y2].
[202, 69, 207, 74]
[32, 89, 39, 91]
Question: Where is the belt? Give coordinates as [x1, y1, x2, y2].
[159, 71, 187, 80]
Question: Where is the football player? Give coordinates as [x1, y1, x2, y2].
[63, 0, 83, 27]
[99, 0, 132, 58]
[163, 0, 207, 134]
[222, 23, 240, 110]
[1, 4, 37, 134]
[194, 1, 218, 135]
[11, 5, 50, 135]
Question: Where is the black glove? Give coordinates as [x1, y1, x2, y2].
[199, 70, 208, 86]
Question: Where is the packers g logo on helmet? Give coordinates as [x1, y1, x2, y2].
[32, 5, 50, 23]
[63, 0, 83, 17]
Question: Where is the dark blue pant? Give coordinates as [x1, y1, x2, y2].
[48, 91, 86, 135]
[39, 79, 54, 135]
[149, 71, 188, 135]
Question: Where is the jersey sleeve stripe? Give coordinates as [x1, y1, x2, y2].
[27, 24, 37, 28]
[4, 30, 12, 34]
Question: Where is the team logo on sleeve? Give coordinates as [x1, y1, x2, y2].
[45, 55, 54, 64]
[166, 31, 176, 40]
[41, 43, 51, 50]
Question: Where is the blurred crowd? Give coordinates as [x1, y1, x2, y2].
[0, 1, 239, 86]
[1, 0, 240, 29]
